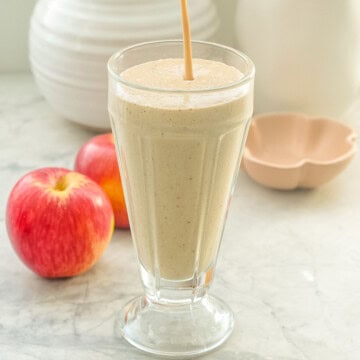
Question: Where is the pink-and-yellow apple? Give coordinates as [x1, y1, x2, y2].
[6, 167, 114, 278]
[74, 133, 129, 229]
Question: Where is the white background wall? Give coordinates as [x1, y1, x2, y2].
[0, 0, 38, 71]
[0, 0, 237, 72]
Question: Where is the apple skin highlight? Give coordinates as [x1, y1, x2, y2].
[6, 167, 114, 278]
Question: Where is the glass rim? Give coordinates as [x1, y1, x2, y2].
[107, 39, 255, 94]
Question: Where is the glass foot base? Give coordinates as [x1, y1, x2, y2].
[117, 294, 234, 358]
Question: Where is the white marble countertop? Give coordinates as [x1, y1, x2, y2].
[1, 73, 360, 360]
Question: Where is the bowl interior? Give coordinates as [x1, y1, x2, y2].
[246, 113, 355, 166]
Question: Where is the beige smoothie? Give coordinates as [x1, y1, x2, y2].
[109, 58, 253, 281]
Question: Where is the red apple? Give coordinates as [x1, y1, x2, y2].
[74, 133, 129, 229]
[6, 167, 114, 278]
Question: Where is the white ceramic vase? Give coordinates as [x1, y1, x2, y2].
[29, 0, 219, 129]
[235, 0, 360, 117]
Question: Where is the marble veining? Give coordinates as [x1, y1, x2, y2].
[0, 73, 360, 360]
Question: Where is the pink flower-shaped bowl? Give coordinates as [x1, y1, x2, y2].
[242, 113, 357, 190]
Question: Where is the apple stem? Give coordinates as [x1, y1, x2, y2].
[54, 176, 68, 192]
